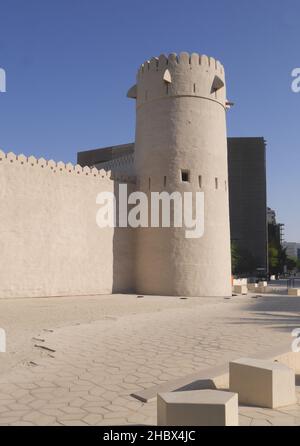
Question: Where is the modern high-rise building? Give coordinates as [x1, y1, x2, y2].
[227, 137, 268, 273]
[267, 207, 277, 225]
[283, 242, 300, 260]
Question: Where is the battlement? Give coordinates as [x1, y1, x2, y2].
[129, 52, 227, 108]
[138, 52, 224, 76]
[0, 149, 136, 184]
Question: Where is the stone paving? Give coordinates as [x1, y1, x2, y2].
[0, 293, 300, 425]
[239, 388, 300, 426]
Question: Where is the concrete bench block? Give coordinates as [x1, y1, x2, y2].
[157, 390, 238, 426]
[233, 278, 247, 286]
[257, 286, 273, 294]
[288, 288, 300, 297]
[274, 350, 300, 375]
[248, 283, 258, 291]
[258, 281, 268, 287]
[229, 358, 296, 408]
[233, 285, 247, 295]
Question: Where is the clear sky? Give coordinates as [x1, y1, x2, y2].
[0, 0, 299, 241]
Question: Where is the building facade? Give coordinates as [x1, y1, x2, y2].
[283, 242, 300, 260]
[227, 137, 268, 273]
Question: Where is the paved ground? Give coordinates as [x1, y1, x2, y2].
[0, 293, 300, 426]
[239, 387, 300, 426]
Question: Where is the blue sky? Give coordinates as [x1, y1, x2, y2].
[0, 0, 299, 241]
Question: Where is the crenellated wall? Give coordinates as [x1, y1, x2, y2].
[0, 150, 135, 298]
[135, 52, 226, 110]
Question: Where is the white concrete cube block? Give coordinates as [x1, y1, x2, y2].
[233, 278, 248, 286]
[248, 283, 258, 291]
[233, 285, 248, 295]
[288, 288, 300, 297]
[274, 350, 300, 375]
[229, 358, 296, 408]
[157, 390, 239, 426]
[257, 286, 273, 294]
[258, 281, 268, 287]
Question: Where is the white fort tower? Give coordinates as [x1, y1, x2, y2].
[128, 52, 232, 297]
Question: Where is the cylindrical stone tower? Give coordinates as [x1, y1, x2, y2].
[127, 52, 232, 297]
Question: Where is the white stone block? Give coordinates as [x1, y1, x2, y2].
[248, 283, 258, 291]
[233, 285, 247, 295]
[274, 350, 300, 375]
[288, 288, 300, 297]
[157, 390, 239, 426]
[229, 358, 296, 409]
[257, 286, 273, 294]
[258, 281, 268, 287]
[233, 278, 248, 286]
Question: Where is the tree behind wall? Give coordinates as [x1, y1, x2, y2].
[286, 256, 300, 273]
[268, 223, 286, 275]
[231, 242, 257, 276]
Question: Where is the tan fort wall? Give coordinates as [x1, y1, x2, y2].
[0, 150, 135, 298]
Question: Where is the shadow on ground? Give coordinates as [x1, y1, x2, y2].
[226, 295, 300, 334]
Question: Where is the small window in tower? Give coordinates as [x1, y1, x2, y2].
[164, 176, 167, 187]
[215, 177, 218, 189]
[181, 170, 190, 183]
[193, 83, 196, 94]
[166, 84, 169, 95]
[198, 175, 202, 188]
[148, 177, 151, 190]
